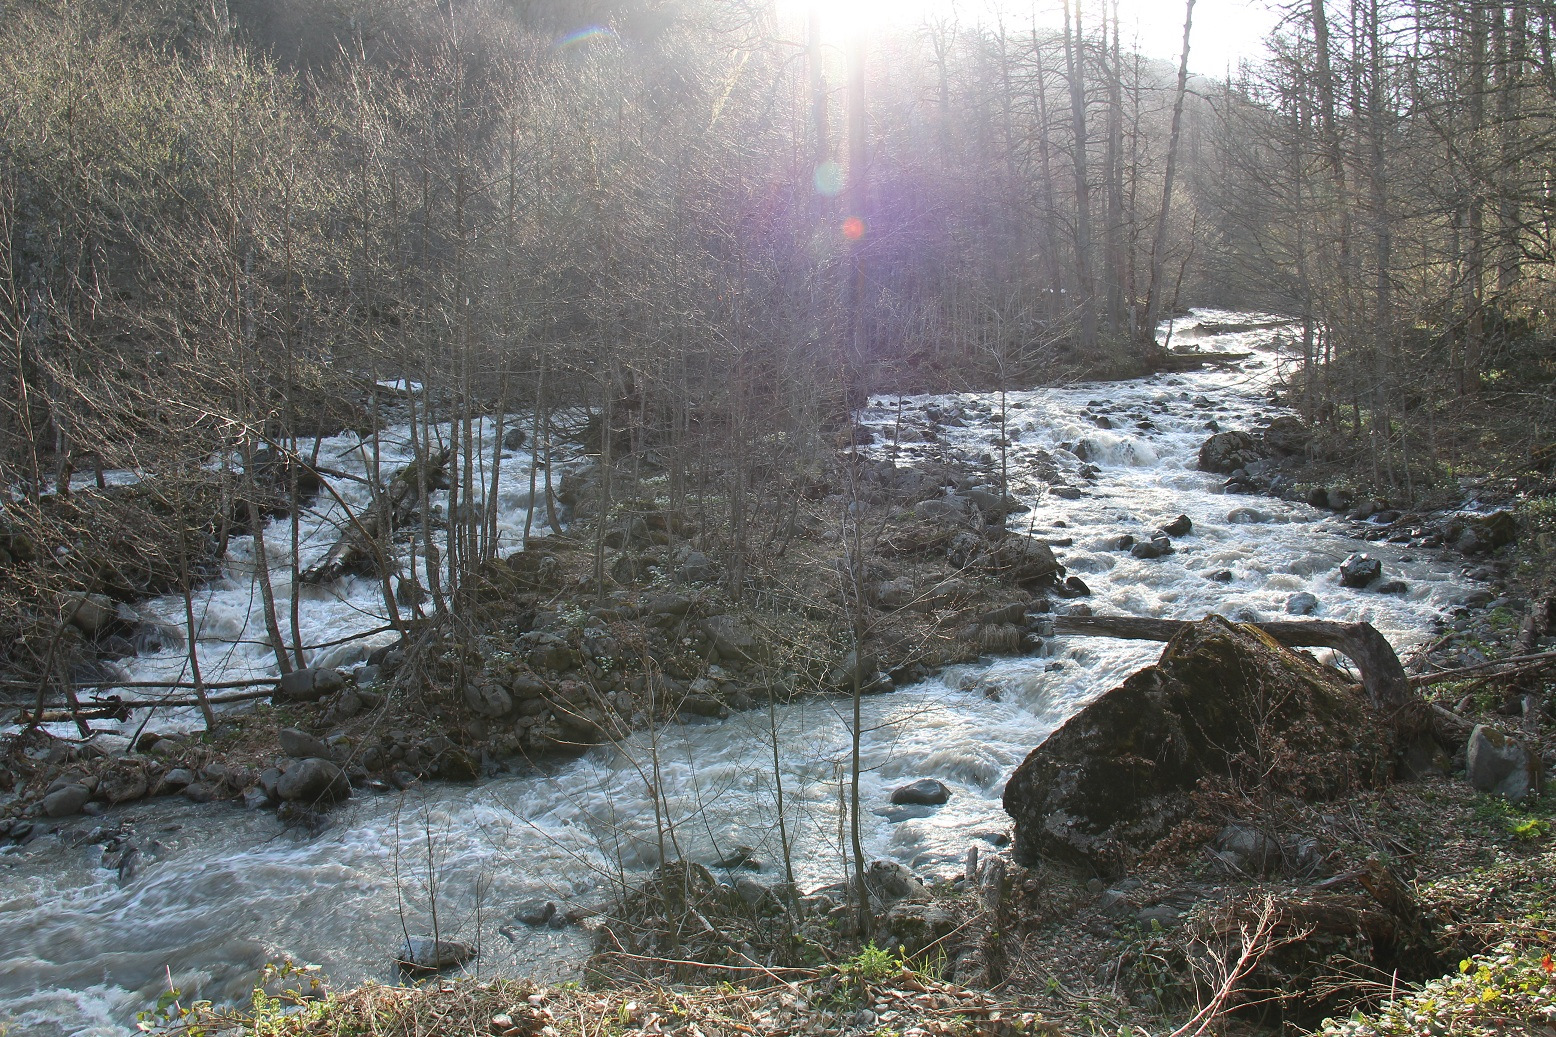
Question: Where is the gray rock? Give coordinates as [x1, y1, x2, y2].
[158, 768, 196, 793]
[1286, 592, 1319, 616]
[1137, 905, 1182, 929]
[1198, 430, 1263, 474]
[863, 860, 928, 904]
[1466, 725, 1543, 802]
[700, 615, 761, 662]
[42, 784, 90, 818]
[276, 668, 346, 702]
[913, 498, 966, 521]
[61, 592, 116, 637]
[1161, 514, 1193, 537]
[879, 901, 957, 956]
[463, 684, 513, 718]
[502, 427, 527, 451]
[1050, 486, 1084, 500]
[1262, 416, 1312, 455]
[1216, 824, 1280, 872]
[512, 899, 557, 926]
[278, 727, 332, 760]
[397, 935, 475, 972]
[1339, 553, 1382, 588]
[275, 758, 352, 804]
[890, 778, 951, 806]
[1376, 580, 1409, 595]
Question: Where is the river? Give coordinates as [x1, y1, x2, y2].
[0, 312, 1477, 1035]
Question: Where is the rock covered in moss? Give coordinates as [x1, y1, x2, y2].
[1002, 617, 1389, 875]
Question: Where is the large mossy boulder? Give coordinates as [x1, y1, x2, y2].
[1002, 617, 1388, 876]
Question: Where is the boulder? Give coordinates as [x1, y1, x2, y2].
[275, 758, 352, 804]
[61, 592, 116, 637]
[502, 427, 527, 452]
[700, 615, 761, 662]
[1466, 725, 1542, 802]
[1003, 618, 1386, 875]
[1454, 511, 1518, 555]
[983, 536, 1063, 587]
[890, 779, 951, 806]
[1197, 431, 1263, 474]
[463, 683, 513, 718]
[1339, 553, 1382, 588]
[1262, 416, 1313, 455]
[42, 784, 91, 818]
[278, 727, 333, 760]
[397, 935, 475, 972]
[276, 668, 346, 703]
[879, 901, 958, 957]
[1161, 514, 1193, 537]
[862, 860, 929, 904]
[1285, 592, 1319, 616]
[1130, 535, 1172, 560]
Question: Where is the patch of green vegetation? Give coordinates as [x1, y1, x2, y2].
[1316, 944, 1556, 1036]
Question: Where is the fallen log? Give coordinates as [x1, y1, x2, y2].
[1053, 614, 1411, 710]
[1153, 350, 1254, 372]
[300, 448, 449, 585]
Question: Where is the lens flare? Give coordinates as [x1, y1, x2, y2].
[841, 217, 865, 241]
[813, 160, 843, 197]
[555, 26, 613, 49]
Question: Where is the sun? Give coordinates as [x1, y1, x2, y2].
[778, 0, 957, 40]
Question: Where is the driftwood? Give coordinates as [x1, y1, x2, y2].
[1154, 350, 1255, 372]
[300, 448, 449, 585]
[1053, 614, 1411, 710]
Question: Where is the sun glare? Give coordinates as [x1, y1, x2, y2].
[778, 0, 1278, 75]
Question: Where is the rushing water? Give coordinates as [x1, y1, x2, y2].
[0, 313, 1479, 1035]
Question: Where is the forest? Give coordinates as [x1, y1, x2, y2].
[3, 0, 1556, 1034]
[2, 0, 1554, 658]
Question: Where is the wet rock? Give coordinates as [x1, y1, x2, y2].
[1466, 725, 1542, 802]
[1376, 580, 1409, 595]
[397, 935, 475, 972]
[1208, 569, 1234, 583]
[1197, 431, 1263, 474]
[1453, 511, 1518, 555]
[182, 781, 222, 803]
[1057, 576, 1092, 598]
[512, 899, 558, 926]
[278, 727, 332, 760]
[1286, 592, 1319, 616]
[1339, 553, 1383, 588]
[502, 427, 527, 451]
[1262, 416, 1313, 455]
[276, 667, 345, 702]
[1113, 534, 1135, 551]
[1326, 486, 1354, 512]
[1050, 486, 1084, 500]
[276, 759, 352, 804]
[1130, 535, 1172, 560]
[42, 784, 91, 818]
[1161, 514, 1193, 537]
[1227, 507, 1268, 524]
[1003, 618, 1386, 875]
[890, 779, 951, 806]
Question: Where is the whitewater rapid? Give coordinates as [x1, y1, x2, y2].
[0, 312, 1479, 1035]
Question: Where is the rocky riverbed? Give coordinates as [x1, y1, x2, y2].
[1, 311, 1537, 1036]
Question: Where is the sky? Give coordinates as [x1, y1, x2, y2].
[796, 0, 1285, 78]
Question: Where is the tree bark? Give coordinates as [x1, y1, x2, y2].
[1052, 614, 1411, 710]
